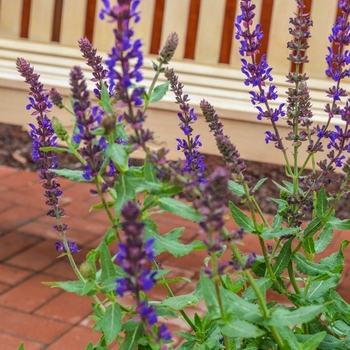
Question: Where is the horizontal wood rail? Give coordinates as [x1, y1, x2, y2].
[0, 0, 348, 167]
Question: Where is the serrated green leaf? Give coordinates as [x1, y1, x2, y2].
[157, 197, 201, 222]
[303, 236, 315, 254]
[100, 242, 117, 282]
[50, 168, 91, 182]
[274, 325, 300, 350]
[253, 178, 268, 192]
[219, 316, 265, 338]
[292, 253, 329, 276]
[144, 220, 202, 257]
[315, 226, 333, 253]
[43, 280, 97, 296]
[106, 143, 129, 173]
[89, 201, 114, 211]
[316, 187, 328, 219]
[327, 217, 350, 230]
[319, 240, 348, 273]
[100, 277, 117, 293]
[114, 171, 136, 218]
[317, 334, 348, 350]
[306, 276, 339, 299]
[228, 201, 255, 233]
[272, 238, 292, 276]
[228, 180, 245, 196]
[101, 83, 114, 114]
[144, 160, 157, 183]
[268, 305, 324, 326]
[260, 227, 298, 239]
[150, 81, 169, 103]
[102, 303, 122, 344]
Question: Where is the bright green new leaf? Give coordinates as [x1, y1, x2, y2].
[253, 178, 268, 192]
[228, 201, 255, 233]
[102, 303, 122, 344]
[149, 81, 170, 103]
[303, 236, 315, 254]
[114, 171, 136, 218]
[84, 342, 94, 350]
[40, 146, 73, 153]
[17, 344, 24, 350]
[50, 168, 91, 182]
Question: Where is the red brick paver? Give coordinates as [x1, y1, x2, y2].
[1, 165, 350, 349]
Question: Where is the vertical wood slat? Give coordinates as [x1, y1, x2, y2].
[134, 0, 156, 55]
[195, 0, 226, 64]
[0, 0, 22, 38]
[307, 0, 338, 79]
[161, 0, 190, 60]
[92, 0, 114, 51]
[60, 0, 87, 46]
[149, 0, 165, 55]
[230, 0, 263, 67]
[28, 0, 55, 42]
[184, 0, 200, 59]
[266, 0, 296, 74]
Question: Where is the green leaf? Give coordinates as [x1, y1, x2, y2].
[272, 180, 292, 195]
[316, 187, 328, 219]
[327, 217, 350, 230]
[144, 160, 157, 183]
[292, 253, 329, 276]
[157, 197, 201, 222]
[220, 287, 264, 323]
[40, 146, 74, 153]
[260, 227, 299, 239]
[301, 332, 327, 350]
[144, 220, 203, 257]
[200, 275, 219, 318]
[306, 276, 339, 299]
[304, 217, 321, 236]
[219, 316, 265, 338]
[253, 178, 268, 192]
[315, 226, 333, 254]
[272, 238, 292, 276]
[43, 280, 97, 296]
[274, 325, 300, 350]
[85, 342, 94, 350]
[161, 294, 200, 310]
[149, 81, 169, 103]
[17, 344, 24, 350]
[106, 143, 129, 173]
[102, 303, 122, 344]
[119, 323, 144, 350]
[243, 277, 273, 300]
[100, 242, 117, 282]
[114, 171, 136, 218]
[228, 180, 245, 196]
[101, 83, 114, 114]
[319, 240, 349, 273]
[303, 236, 315, 254]
[89, 201, 114, 211]
[50, 168, 91, 182]
[228, 201, 255, 233]
[268, 305, 324, 326]
[100, 277, 117, 293]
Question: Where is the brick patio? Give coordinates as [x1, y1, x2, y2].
[0, 165, 350, 349]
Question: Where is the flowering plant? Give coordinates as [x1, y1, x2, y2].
[16, 0, 350, 349]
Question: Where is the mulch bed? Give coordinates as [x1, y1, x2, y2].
[1, 122, 349, 219]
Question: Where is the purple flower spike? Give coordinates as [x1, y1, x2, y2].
[55, 239, 79, 253]
[16, 58, 68, 235]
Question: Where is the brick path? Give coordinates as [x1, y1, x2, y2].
[0, 165, 350, 349]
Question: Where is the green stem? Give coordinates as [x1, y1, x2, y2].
[93, 178, 120, 242]
[288, 261, 301, 294]
[151, 261, 197, 332]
